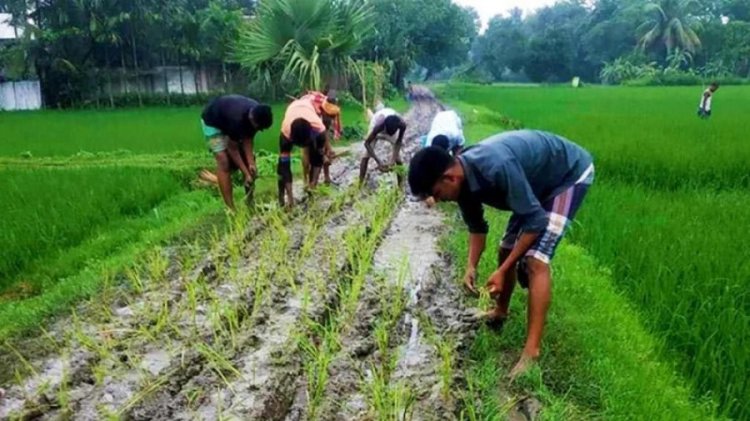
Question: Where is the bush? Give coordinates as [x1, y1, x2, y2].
[624, 71, 702, 86]
[79, 92, 220, 109]
[341, 124, 366, 142]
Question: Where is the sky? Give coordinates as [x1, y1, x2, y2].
[453, 0, 560, 31]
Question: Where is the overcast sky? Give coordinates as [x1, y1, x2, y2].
[453, 0, 560, 31]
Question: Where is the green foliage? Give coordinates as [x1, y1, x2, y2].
[469, 0, 750, 84]
[234, 0, 374, 92]
[472, 9, 527, 81]
[637, 0, 703, 55]
[0, 0, 249, 107]
[600, 57, 660, 84]
[357, 0, 478, 84]
[340, 124, 365, 142]
[77, 92, 220, 108]
[0, 101, 363, 157]
[0, 168, 183, 291]
[443, 82, 750, 418]
[571, 183, 750, 419]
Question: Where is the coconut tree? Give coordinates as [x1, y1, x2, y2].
[233, 0, 373, 93]
[637, 0, 702, 56]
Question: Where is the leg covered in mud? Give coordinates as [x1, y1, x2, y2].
[277, 157, 294, 209]
[359, 156, 370, 186]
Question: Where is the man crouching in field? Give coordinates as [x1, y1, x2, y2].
[201, 95, 273, 211]
[278, 97, 329, 209]
[409, 130, 594, 378]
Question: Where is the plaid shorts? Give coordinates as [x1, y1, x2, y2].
[501, 165, 594, 264]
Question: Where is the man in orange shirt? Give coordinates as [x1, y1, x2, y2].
[278, 98, 329, 209]
[301, 91, 341, 185]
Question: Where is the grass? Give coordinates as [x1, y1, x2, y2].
[0, 175, 287, 346]
[438, 83, 750, 190]
[569, 182, 750, 417]
[444, 212, 721, 420]
[0, 167, 185, 291]
[438, 84, 747, 418]
[0, 102, 367, 157]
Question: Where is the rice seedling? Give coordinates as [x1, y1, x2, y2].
[145, 248, 169, 286]
[195, 343, 241, 392]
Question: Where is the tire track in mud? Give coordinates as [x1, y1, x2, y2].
[311, 202, 479, 421]
[2, 90, 481, 421]
[128, 182, 391, 421]
[285, 94, 480, 421]
[0, 156, 362, 420]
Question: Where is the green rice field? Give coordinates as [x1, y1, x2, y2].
[440, 84, 749, 419]
[0, 87, 747, 419]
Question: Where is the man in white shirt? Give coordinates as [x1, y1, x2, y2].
[359, 106, 407, 186]
[697, 82, 719, 119]
[423, 110, 465, 155]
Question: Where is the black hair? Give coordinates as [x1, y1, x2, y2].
[290, 118, 312, 146]
[251, 104, 273, 130]
[384, 115, 401, 136]
[408, 146, 455, 197]
[431, 135, 450, 151]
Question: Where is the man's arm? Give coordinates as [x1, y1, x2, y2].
[242, 136, 256, 177]
[496, 160, 548, 269]
[467, 233, 486, 272]
[365, 124, 386, 167]
[460, 197, 489, 293]
[499, 232, 540, 272]
[226, 140, 252, 181]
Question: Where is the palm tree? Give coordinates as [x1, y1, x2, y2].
[233, 0, 373, 93]
[637, 0, 702, 55]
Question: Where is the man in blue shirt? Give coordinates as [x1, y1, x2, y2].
[409, 130, 594, 378]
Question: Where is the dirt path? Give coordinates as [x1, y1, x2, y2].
[0, 93, 480, 421]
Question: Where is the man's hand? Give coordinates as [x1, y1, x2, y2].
[486, 268, 506, 298]
[463, 267, 478, 295]
[244, 173, 255, 189]
[247, 162, 257, 178]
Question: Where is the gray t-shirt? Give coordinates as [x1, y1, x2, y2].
[457, 130, 593, 234]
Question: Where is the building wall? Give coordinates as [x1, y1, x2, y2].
[0, 81, 42, 110]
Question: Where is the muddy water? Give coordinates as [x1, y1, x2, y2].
[1, 88, 487, 421]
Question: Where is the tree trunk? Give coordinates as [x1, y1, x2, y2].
[131, 31, 142, 107]
[105, 48, 114, 108]
[194, 61, 200, 94]
[222, 61, 228, 91]
[162, 51, 170, 105]
[178, 50, 185, 96]
[120, 48, 128, 94]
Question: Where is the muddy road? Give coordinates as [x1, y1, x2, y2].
[0, 94, 483, 421]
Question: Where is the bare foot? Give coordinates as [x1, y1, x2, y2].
[483, 306, 509, 329]
[509, 352, 539, 381]
[484, 306, 509, 321]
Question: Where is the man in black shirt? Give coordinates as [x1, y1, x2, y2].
[201, 95, 273, 210]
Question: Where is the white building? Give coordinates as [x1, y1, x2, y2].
[0, 13, 42, 111]
[0, 13, 19, 40]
